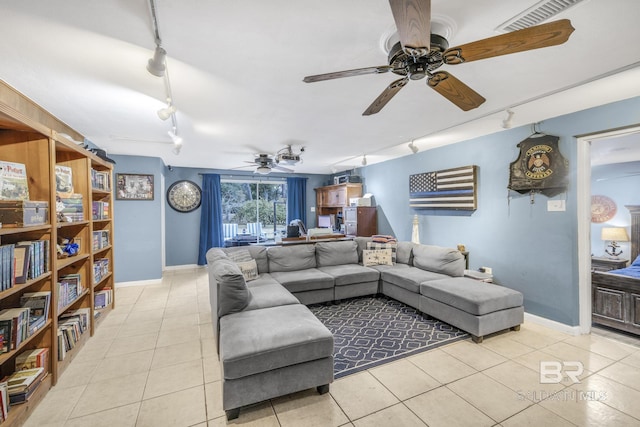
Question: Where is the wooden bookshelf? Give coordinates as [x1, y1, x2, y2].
[0, 80, 115, 426]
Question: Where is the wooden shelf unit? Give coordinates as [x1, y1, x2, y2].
[0, 80, 115, 426]
[314, 183, 363, 228]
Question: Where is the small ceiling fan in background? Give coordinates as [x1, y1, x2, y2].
[232, 145, 305, 174]
[303, 0, 575, 115]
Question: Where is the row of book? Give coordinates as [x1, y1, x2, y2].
[4, 348, 49, 409]
[91, 168, 111, 192]
[57, 308, 89, 361]
[94, 288, 112, 310]
[92, 230, 110, 251]
[0, 291, 51, 355]
[0, 240, 51, 291]
[57, 274, 84, 311]
[93, 258, 109, 284]
[91, 201, 109, 220]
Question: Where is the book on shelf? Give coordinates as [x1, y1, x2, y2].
[59, 193, 84, 222]
[0, 244, 15, 291]
[93, 258, 110, 283]
[15, 240, 49, 283]
[92, 230, 110, 251]
[57, 273, 83, 310]
[94, 287, 112, 309]
[0, 160, 29, 201]
[0, 319, 11, 355]
[15, 348, 49, 371]
[6, 367, 46, 405]
[20, 291, 51, 335]
[91, 201, 109, 220]
[54, 164, 74, 198]
[13, 243, 29, 285]
[57, 308, 89, 361]
[0, 381, 7, 422]
[91, 169, 111, 191]
[0, 308, 30, 351]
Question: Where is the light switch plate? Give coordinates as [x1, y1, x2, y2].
[547, 200, 566, 211]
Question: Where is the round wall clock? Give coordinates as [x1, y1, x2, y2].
[591, 195, 617, 223]
[167, 180, 202, 213]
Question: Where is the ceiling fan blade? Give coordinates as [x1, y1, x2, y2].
[389, 0, 431, 56]
[231, 164, 256, 170]
[443, 19, 574, 64]
[303, 65, 394, 83]
[427, 71, 486, 111]
[363, 77, 409, 116]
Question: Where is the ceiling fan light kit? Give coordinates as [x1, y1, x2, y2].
[303, 0, 574, 116]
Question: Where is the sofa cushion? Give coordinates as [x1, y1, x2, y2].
[206, 248, 229, 263]
[269, 268, 334, 293]
[316, 240, 358, 267]
[318, 264, 380, 286]
[420, 277, 524, 316]
[381, 266, 450, 293]
[225, 246, 269, 274]
[368, 263, 412, 273]
[210, 259, 250, 317]
[268, 245, 316, 272]
[396, 242, 416, 265]
[245, 283, 299, 311]
[354, 237, 373, 262]
[220, 304, 334, 380]
[412, 245, 464, 277]
[245, 272, 281, 288]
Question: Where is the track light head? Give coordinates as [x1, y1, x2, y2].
[168, 129, 183, 146]
[157, 104, 176, 120]
[147, 46, 167, 77]
[408, 141, 419, 154]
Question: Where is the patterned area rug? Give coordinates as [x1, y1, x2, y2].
[308, 295, 468, 378]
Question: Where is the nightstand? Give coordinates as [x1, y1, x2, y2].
[591, 256, 628, 272]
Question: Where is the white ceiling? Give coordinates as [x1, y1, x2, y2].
[1, 0, 640, 174]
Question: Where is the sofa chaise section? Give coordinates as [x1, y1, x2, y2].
[419, 277, 524, 343]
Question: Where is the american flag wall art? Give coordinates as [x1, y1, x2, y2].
[409, 165, 478, 210]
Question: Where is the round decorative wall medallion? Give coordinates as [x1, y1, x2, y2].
[591, 195, 617, 223]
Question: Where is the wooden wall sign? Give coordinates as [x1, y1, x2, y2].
[508, 134, 568, 197]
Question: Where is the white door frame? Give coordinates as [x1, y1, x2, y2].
[577, 125, 640, 334]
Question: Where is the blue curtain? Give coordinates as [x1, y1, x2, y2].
[286, 177, 307, 226]
[198, 174, 224, 265]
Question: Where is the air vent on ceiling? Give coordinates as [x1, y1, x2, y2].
[496, 0, 587, 33]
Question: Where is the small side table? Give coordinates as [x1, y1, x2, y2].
[591, 256, 628, 272]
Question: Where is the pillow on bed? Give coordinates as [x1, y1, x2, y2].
[632, 255, 640, 267]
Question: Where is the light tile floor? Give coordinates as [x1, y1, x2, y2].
[23, 268, 640, 427]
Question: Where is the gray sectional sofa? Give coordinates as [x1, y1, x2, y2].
[207, 238, 524, 420]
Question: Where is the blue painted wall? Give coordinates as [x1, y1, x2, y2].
[360, 96, 640, 326]
[591, 161, 640, 259]
[112, 155, 164, 282]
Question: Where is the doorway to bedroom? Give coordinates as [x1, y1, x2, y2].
[577, 124, 640, 335]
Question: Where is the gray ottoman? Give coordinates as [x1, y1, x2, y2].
[219, 304, 334, 419]
[419, 277, 524, 343]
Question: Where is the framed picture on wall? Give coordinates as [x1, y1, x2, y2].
[116, 173, 154, 200]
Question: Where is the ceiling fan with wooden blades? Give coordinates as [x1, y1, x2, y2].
[303, 0, 574, 115]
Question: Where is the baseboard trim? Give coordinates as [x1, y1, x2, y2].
[163, 264, 203, 271]
[524, 312, 582, 336]
[115, 279, 163, 288]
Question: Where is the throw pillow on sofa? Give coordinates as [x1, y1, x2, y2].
[211, 259, 251, 316]
[367, 241, 397, 264]
[236, 259, 259, 281]
[362, 249, 393, 266]
[226, 249, 252, 263]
